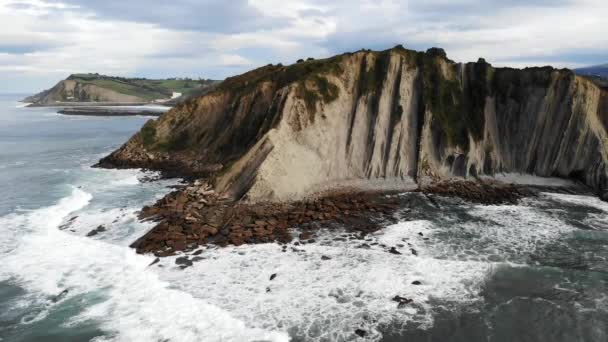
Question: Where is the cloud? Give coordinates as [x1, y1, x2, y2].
[0, 0, 607, 93]
[43, 0, 290, 33]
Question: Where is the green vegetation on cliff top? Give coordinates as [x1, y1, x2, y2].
[66, 74, 218, 101]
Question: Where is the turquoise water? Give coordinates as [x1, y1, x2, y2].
[0, 94, 606, 342]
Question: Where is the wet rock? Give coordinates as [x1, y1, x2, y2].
[175, 256, 193, 267]
[355, 329, 367, 337]
[321, 255, 332, 260]
[299, 232, 313, 240]
[269, 273, 277, 281]
[86, 225, 107, 237]
[192, 249, 203, 256]
[148, 258, 160, 267]
[411, 280, 422, 285]
[411, 248, 418, 256]
[389, 247, 402, 255]
[131, 188, 406, 255]
[52, 289, 69, 303]
[392, 295, 413, 308]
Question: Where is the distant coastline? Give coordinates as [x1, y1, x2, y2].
[57, 105, 169, 117]
[26, 101, 168, 107]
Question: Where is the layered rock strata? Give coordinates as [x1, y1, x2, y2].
[100, 46, 608, 201]
[98, 46, 608, 254]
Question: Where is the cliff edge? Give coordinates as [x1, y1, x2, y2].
[99, 46, 608, 201]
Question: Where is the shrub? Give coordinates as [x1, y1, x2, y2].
[140, 121, 157, 147]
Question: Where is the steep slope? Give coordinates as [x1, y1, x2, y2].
[99, 46, 608, 201]
[23, 74, 219, 105]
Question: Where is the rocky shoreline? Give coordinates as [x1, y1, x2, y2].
[131, 179, 546, 257]
[58, 107, 166, 117]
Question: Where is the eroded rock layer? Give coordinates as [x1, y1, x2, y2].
[99, 46, 608, 201]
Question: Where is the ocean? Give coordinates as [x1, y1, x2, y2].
[0, 93, 606, 342]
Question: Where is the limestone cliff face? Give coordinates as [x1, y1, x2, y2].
[100, 47, 608, 201]
[24, 79, 144, 104]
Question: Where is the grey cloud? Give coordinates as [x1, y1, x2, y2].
[0, 44, 47, 54]
[45, 0, 290, 33]
[298, 8, 325, 17]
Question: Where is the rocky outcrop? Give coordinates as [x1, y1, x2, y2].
[24, 79, 145, 104]
[100, 46, 608, 201]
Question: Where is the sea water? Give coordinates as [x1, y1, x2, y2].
[0, 94, 606, 341]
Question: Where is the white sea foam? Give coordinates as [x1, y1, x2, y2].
[15, 102, 31, 108]
[482, 173, 577, 187]
[543, 192, 608, 212]
[0, 188, 287, 342]
[154, 221, 490, 341]
[109, 174, 140, 186]
[427, 201, 577, 264]
[1, 179, 592, 341]
[150, 201, 579, 341]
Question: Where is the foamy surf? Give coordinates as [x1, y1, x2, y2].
[153, 221, 491, 341]
[0, 188, 288, 342]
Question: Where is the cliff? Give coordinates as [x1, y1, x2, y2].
[99, 46, 608, 201]
[23, 74, 219, 105]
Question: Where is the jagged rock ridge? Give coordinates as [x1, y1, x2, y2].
[99, 46, 608, 201]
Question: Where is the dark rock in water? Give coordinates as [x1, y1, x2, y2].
[191, 256, 205, 262]
[321, 255, 332, 260]
[355, 329, 367, 337]
[412, 280, 422, 285]
[389, 247, 402, 255]
[269, 273, 277, 281]
[411, 248, 418, 256]
[266, 287, 271, 293]
[192, 249, 203, 256]
[148, 258, 160, 267]
[392, 295, 412, 303]
[175, 256, 193, 267]
[86, 225, 107, 237]
[52, 289, 69, 303]
[418, 232, 424, 237]
[299, 232, 313, 240]
[393, 295, 413, 308]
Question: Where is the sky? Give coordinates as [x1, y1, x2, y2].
[1, 0, 607, 93]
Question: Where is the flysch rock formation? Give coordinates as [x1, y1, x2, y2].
[99, 46, 608, 202]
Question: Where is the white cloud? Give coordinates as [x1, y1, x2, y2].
[0, 0, 606, 92]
